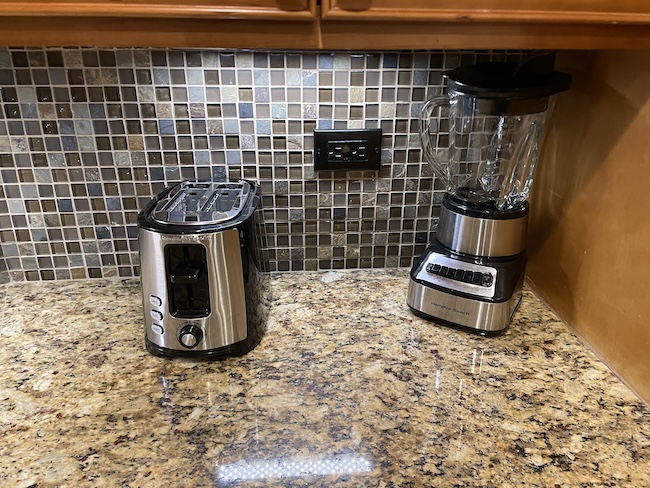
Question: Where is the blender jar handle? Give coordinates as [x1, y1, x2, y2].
[419, 96, 451, 184]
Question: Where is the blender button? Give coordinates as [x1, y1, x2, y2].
[471, 272, 483, 285]
[432, 264, 442, 274]
[462, 270, 474, 283]
[149, 295, 162, 307]
[440, 266, 449, 276]
[150, 310, 163, 321]
[151, 324, 164, 335]
[482, 273, 494, 287]
[454, 269, 465, 280]
[444, 267, 456, 278]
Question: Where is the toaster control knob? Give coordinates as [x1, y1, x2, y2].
[179, 325, 203, 348]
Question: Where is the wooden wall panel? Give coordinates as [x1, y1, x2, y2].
[527, 50, 650, 405]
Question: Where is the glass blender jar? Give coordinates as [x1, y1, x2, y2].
[407, 53, 571, 335]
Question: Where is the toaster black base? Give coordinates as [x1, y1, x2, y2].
[145, 327, 264, 360]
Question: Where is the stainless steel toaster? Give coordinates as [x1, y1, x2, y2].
[137, 179, 267, 359]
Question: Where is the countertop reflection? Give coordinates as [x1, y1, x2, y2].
[1, 269, 649, 487]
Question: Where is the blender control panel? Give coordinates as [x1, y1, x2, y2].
[415, 252, 497, 299]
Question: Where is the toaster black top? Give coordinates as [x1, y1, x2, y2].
[138, 180, 259, 233]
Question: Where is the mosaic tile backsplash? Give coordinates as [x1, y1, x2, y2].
[0, 47, 524, 283]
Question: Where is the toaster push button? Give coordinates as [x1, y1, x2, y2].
[151, 324, 164, 335]
[150, 310, 163, 321]
[149, 295, 163, 307]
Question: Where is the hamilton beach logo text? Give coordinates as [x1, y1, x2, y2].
[430, 302, 470, 316]
[160, 234, 209, 242]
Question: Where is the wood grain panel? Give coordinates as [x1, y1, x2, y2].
[0, 16, 321, 48]
[320, 21, 650, 50]
[0, 0, 316, 19]
[526, 51, 650, 405]
[323, 0, 650, 24]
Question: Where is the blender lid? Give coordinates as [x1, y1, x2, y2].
[445, 52, 571, 100]
[150, 180, 253, 226]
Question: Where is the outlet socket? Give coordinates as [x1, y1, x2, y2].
[313, 128, 382, 172]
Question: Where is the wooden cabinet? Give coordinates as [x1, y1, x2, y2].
[322, 0, 650, 24]
[1, 0, 650, 49]
[320, 0, 650, 50]
[0, 0, 320, 48]
[0, 0, 316, 19]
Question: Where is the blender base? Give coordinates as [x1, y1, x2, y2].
[407, 241, 525, 334]
[407, 278, 522, 335]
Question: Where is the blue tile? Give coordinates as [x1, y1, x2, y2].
[186, 68, 203, 85]
[89, 104, 105, 118]
[149, 167, 164, 181]
[319, 54, 334, 69]
[239, 103, 254, 118]
[226, 151, 241, 164]
[152, 68, 169, 84]
[57, 199, 74, 212]
[31, 229, 48, 242]
[61, 136, 78, 151]
[254, 70, 269, 86]
[74, 120, 92, 135]
[58, 120, 75, 134]
[271, 103, 287, 119]
[49, 154, 65, 167]
[49, 68, 67, 85]
[223, 119, 239, 134]
[302, 71, 317, 86]
[256, 119, 271, 135]
[383, 53, 398, 69]
[106, 198, 122, 211]
[188, 87, 205, 102]
[95, 227, 111, 239]
[20, 104, 37, 119]
[317, 120, 332, 130]
[159, 119, 175, 134]
[413, 70, 429, 85]
[194, 151, 210, 165]
[87, 183, 103, 196]
[211, 166, 227, 180]
[254, 87, 269, 102]
[1, 243, 19, 257]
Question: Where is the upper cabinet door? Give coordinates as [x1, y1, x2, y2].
[0, 0, 317, 20]
[322, 0, 650, 24]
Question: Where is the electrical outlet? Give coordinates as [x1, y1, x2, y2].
[313, 128, 382, 171]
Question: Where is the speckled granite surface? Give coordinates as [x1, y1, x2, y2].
[1, 269, 649, 488]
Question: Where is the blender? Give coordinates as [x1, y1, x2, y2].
[407, 53, 571, 335]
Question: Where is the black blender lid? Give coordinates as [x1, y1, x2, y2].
[445, 52, 571, 100]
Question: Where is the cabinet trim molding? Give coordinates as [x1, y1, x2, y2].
[322, 0, 650, 25]
[0, 1, 317, 20]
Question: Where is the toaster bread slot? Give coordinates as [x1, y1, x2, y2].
[165, 243, 210, 318]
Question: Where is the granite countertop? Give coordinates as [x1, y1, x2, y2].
[1, 269, 649, 487]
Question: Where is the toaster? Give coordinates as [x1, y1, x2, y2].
[137, 179, 267, 359]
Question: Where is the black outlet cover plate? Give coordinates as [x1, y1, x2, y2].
[313, 128, 382, 171]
